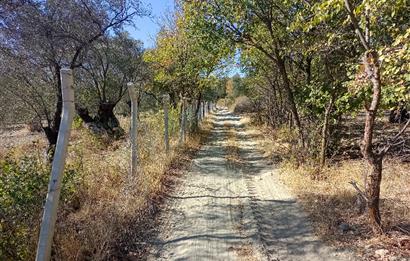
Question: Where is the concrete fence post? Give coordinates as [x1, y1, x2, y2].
[187, 102, 192, 133]
[179, 97, 186, 145]
[36, 69, 75, 261]
[128, 83, 139, 177]
[189, 102, 194, 132]
[162, 94, 170, 154]
[183, 98, 187, 142]
[204, 101, 207, 117]
[202, 102, 205, 119]
[198, 101, 202, 122]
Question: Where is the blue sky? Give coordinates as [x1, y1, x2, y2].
[126, 0, 175, 49]
[126, 0, 242, 77]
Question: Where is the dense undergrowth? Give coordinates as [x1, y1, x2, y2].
[0, 108, 209, 260]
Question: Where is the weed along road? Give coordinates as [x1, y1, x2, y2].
[147, 109, 354, 261]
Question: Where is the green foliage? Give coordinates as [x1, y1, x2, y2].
[73, 116, 84, 130]
[0, 154, 84, 260]
[144, 5, 234, 104]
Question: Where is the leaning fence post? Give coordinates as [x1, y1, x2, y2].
[163, 94, 170, 154]
[128, 83, 139, 177]
[36, 68, 75, 261]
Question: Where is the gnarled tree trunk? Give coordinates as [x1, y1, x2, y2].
[43, 68, 63, 157]
[95, 102, 120, 131]
[76, 101, 123, 137]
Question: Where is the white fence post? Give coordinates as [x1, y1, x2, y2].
[179, 97, 187, 145]
[128, 83, 139, 177]
[36, 68, 75, 261]
[191, 102, 196, 131]
[202, 102, 205, 119]
[198, 101, 202, 122]
[204, 101, 207, 117]
[163, 94, 170, 154]
[183, 99, 188, 141]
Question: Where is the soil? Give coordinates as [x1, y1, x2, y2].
[146, 109, 355, 260]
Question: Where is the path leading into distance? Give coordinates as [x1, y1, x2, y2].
[147, 109, 353, 261]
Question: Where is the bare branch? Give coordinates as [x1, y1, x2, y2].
[349, 180, 368, 202]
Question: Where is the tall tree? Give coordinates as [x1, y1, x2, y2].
[77, 33, 147, 135]
[309, 0, 410, 232]
[0, 0, 147, 151]
[184, 0, 307, 145]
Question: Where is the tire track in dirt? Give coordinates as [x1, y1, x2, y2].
[235, 116, 355, 261]
[147, 109, 265, 261]
[146, 109, 355, 261]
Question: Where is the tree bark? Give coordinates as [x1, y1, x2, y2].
[366, 156, 383, 232]
[344, 0, 384, 233]
[361, 51, 384, 232]
[95, 102, 120, 131]
[275, 52, 304, 146]
[43, 68, 63, 156]
[319, 98, 334, 168]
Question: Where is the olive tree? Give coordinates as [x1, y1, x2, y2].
[76, 33, 147, 135]
[0, 0, 148, 151]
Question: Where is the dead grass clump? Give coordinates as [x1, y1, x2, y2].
[225, 128, 242, 168]
[56, 112, 211, 260]
[232, 96, 254, 114]
[1, 109, 211, 260]
[279, 159, 410, 260]
[246, 120, 410, 260]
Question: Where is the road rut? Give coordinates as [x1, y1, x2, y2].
[147, 109, 353, 261]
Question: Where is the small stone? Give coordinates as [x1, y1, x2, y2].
[375, 249, 389, 258]
[338, 222, 350, 233]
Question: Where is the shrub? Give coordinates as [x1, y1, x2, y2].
[0, 154, 83, 260]
[232, 96, 254, 114]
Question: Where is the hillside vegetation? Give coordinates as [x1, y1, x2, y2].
[0, 0, 409, 260]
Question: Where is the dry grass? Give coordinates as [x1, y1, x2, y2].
[249, 122, 410, 261]
[225, 128, 242, 168]
[0, 111, 212, 260]
[55, 115, 212, 260]
[224, 121, 258, 261]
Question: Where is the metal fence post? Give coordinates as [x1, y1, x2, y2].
[163, 94, 170, 154]
[128, 83, 139, 177]
[36, 68, 75, 261]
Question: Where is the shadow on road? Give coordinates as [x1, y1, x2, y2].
[147, 109, 352, 261]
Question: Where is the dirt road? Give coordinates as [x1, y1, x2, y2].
[147, 109, 354, 261]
